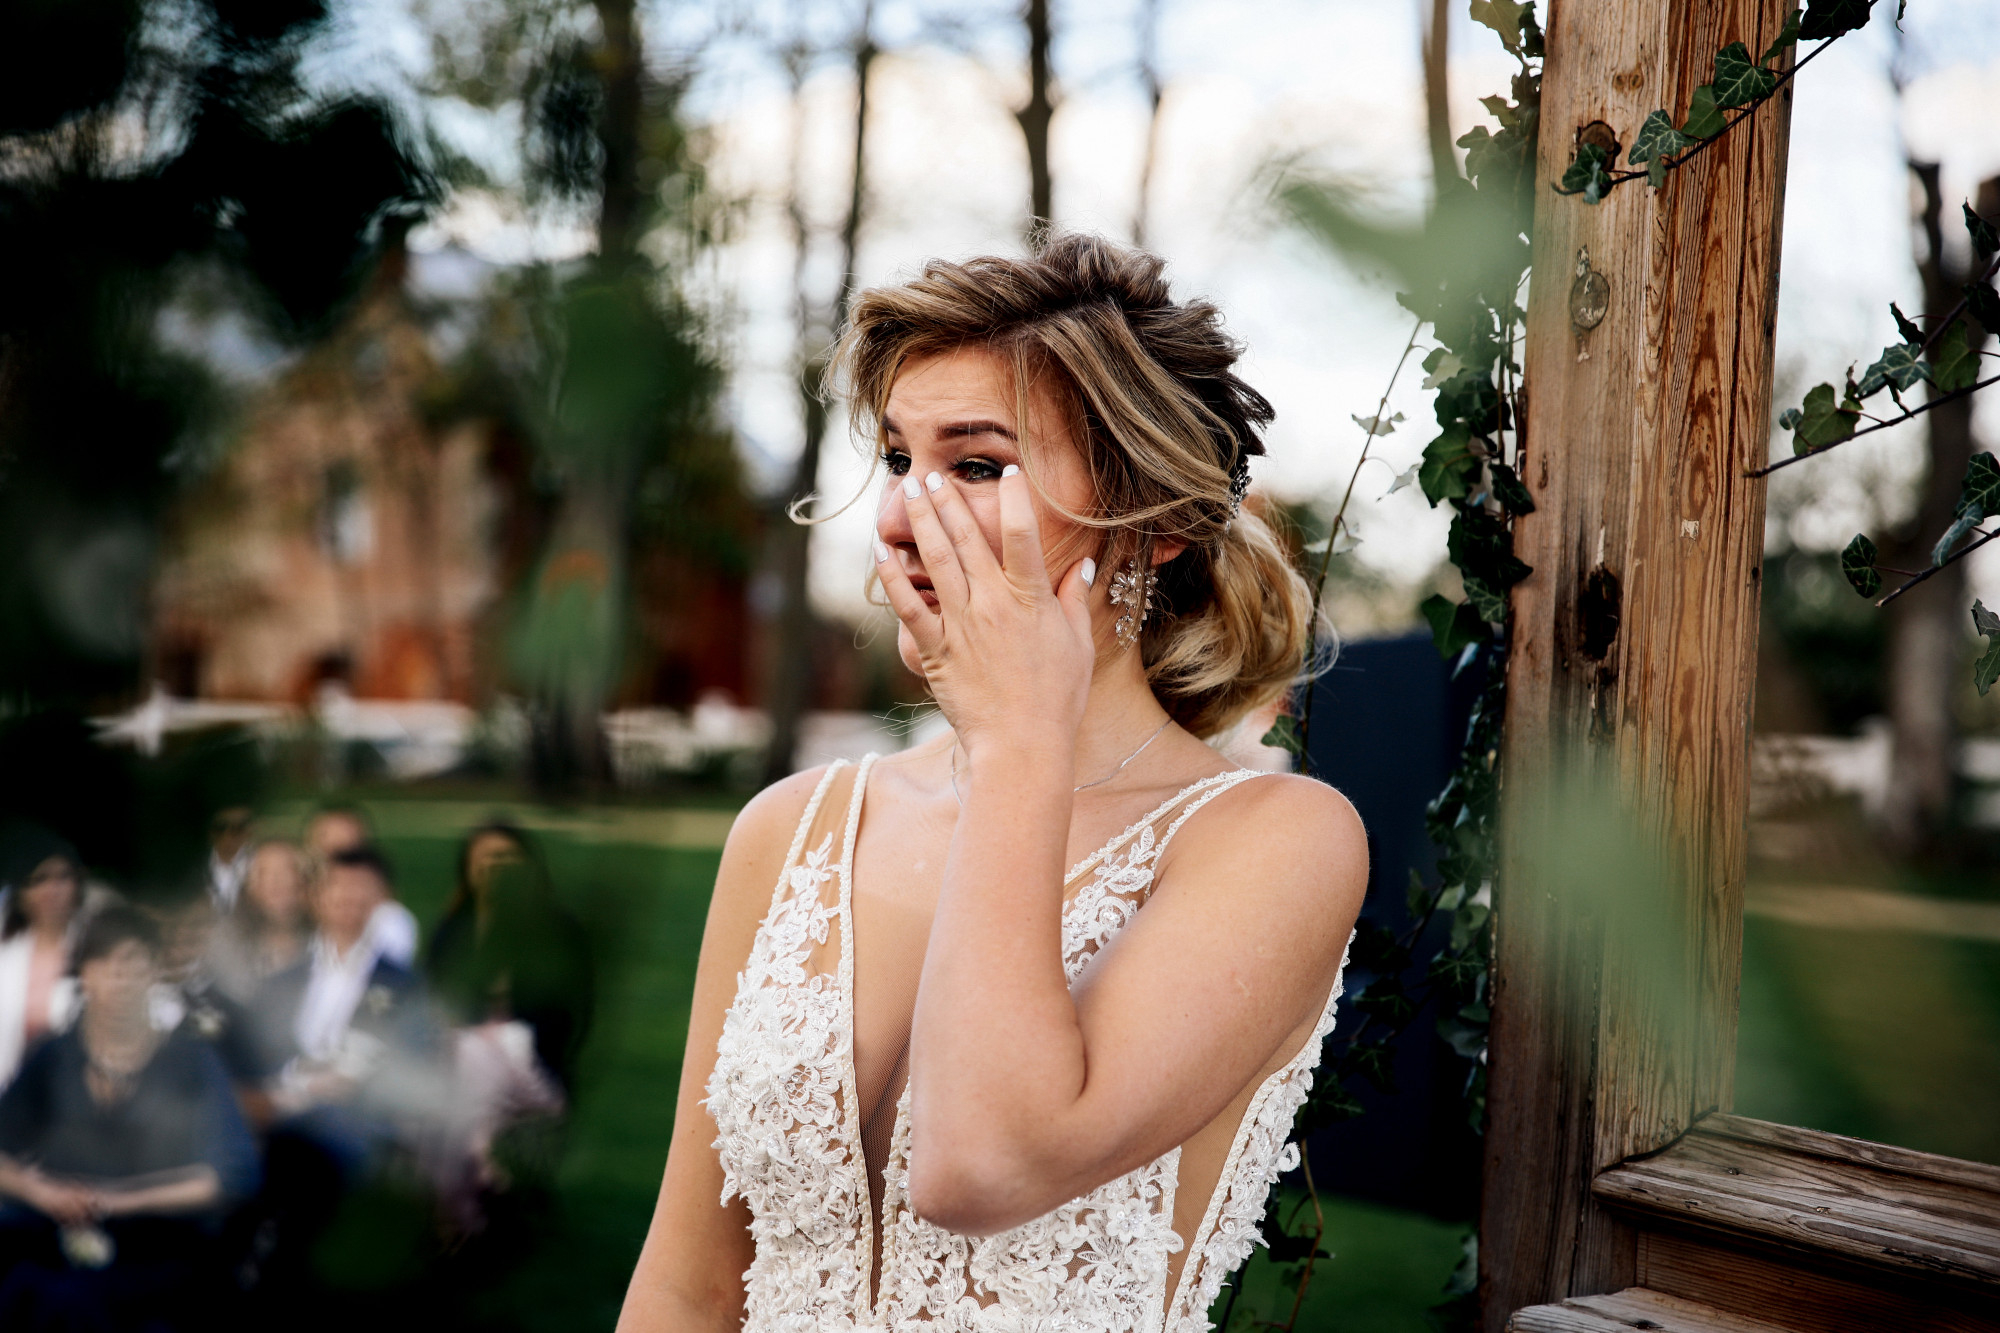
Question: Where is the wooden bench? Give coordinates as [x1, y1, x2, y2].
[1507, 1114, 2000, 1332]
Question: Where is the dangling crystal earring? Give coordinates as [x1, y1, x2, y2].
[1108, 560, 1156, 649]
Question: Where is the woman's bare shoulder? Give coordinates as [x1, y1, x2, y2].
[1165, 771, 1368, 913]
[708, 765, 837, 915]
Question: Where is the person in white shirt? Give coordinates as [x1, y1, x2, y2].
[204, 807, 254, 914]
[0, 838, 85, 1090]
[301, 805, 417, 968]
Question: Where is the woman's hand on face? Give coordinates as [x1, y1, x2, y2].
[876, 466, 1096, 760]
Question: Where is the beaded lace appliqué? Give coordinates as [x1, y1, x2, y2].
[706, 760, 1348, 1333]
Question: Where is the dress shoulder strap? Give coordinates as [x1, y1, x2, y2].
[759, 759, 850, 920]
[1063, 768, 1267, 886]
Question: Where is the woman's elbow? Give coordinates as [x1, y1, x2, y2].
[904, 1144, 1056, 1238]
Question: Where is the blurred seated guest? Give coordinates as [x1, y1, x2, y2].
[203, 807, 255, 915]
[426, 822, 594, 1093]
[303, 806, 417, 968]
[204, 840, 312, 1006]
[255, 846, 428, 1121]
[0, 907, 257, 1333]
[146, 891, 268, 1101]
[0, 835, 88, 1091]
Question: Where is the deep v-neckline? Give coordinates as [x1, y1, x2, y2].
[834, 756, 1259, 1315]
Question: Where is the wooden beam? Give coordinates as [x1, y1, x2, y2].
[1480, 1, 1796, 1326]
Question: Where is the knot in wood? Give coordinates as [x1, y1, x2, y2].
[1570, 246, 1610, 332]
[1579, 565, 1622, 660]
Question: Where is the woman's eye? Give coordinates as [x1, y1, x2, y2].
[882, 450, 911, 476]
[956, 458, 1003, 482]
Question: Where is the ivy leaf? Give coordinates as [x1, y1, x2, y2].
[1959, 452, 2000, 518]
[1933, 509, 1983, 567]
[1840, 533, 1881, 598]
[1344, 1040, 1399, 1094]
[1405, 868, 1432, 917]
[1967, 202, 2000, 256]
[1421, 593, 1489, 658]
[1385, 463, 1421, 497]
[1974, 600, 2000, 697]
[1489, 460, 1537, 514]
[1421, 350, 1465, 390]
[1965, 281, 2000, 338]
[1712, 41, 1779, 108]
[1556, 142, 1614, 203]
[1628, 110, 1691, 190]
[1761, 9, 1803, 62]
[1518, 5, 1545, 57]
[1353, 411, 1404, 438]
[1890, 301, 1924, 346]
[1468, 0, 1529, 53]
[1799, 0, 1876, 41]
[1462, 575, 1509, 624]
[1930, 319, 1980, 394]
[1478, 94, 1519, 130]
[1789, 382, 1860, 451]
[1856, 342, 1928, 398]
[1680, 84, 1727, 139]
[1419, 424, 1480, 506]
[1260, 712, 1301, 755]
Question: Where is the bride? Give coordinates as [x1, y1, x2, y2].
[618, 233, 1366, 1332]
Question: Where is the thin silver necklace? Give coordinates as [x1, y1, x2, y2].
[949, 715, 1173, 809]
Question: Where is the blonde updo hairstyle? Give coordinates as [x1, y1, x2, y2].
[833, 233, 1314, 740]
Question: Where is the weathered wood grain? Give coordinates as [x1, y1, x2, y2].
[1507, 1287, 1799, 1333]
[1481, 0, 1796, 1327]
[1639, 1228, 2000, 1332]
[1595, 1116, 2000, 1293]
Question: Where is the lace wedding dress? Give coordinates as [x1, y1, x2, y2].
[705, 755, 1349, 1332]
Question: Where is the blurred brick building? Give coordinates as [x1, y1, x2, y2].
[151, 247, 762, 712]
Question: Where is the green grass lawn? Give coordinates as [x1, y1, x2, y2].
[331, 797, 1468, 1332]
[1735, 914, 2000, 1165]
[326, 792, 2000, 1329]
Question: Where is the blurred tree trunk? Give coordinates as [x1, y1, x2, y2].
[1878, 168, 1998, 853]
[1017, 0, 1055, 235]
[594, 0, 645, 267]
[1420, 0, 1455, 191]
[525, 0, 649, 793]
[1131, 0, 1163, 248]
[761, 12, 876, 787]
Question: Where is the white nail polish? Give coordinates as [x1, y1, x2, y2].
[1001, 464, 1020, 477]
[925, 471, 943, 493]
[1081, 558, 1097, 587]
[903, 477, 921, 499]
[874, 540, 889, 562]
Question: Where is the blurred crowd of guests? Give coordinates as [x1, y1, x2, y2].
[0, 805, 594, 1331]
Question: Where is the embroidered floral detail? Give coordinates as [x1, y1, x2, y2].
[706, 761, 1344, 1333]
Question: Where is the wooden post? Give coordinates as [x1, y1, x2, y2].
[1480, 2, 1794, 1328]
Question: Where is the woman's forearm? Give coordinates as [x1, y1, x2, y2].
[908, 743, 1092, 1226]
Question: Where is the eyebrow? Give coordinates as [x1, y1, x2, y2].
[881, 415, 1018, 443]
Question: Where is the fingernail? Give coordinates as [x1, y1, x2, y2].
[925, 471, 943, 493]
[874, 540, 889, 562]
[1081, 558, 1097, 587]
[1001, 464, 1020, 477]
[903, 477, 921, 499]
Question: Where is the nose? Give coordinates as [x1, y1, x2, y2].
[875, 481, 916, 554]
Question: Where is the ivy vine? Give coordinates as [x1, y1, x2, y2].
[1230, 1, 1992, 1327]
[1237, 3, 1543, 1325]
[1554, 0, 1884, 204]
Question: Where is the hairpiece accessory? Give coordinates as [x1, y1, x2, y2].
[1228, 455, 1251, 514]
[1108, 560, 1156, 649]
